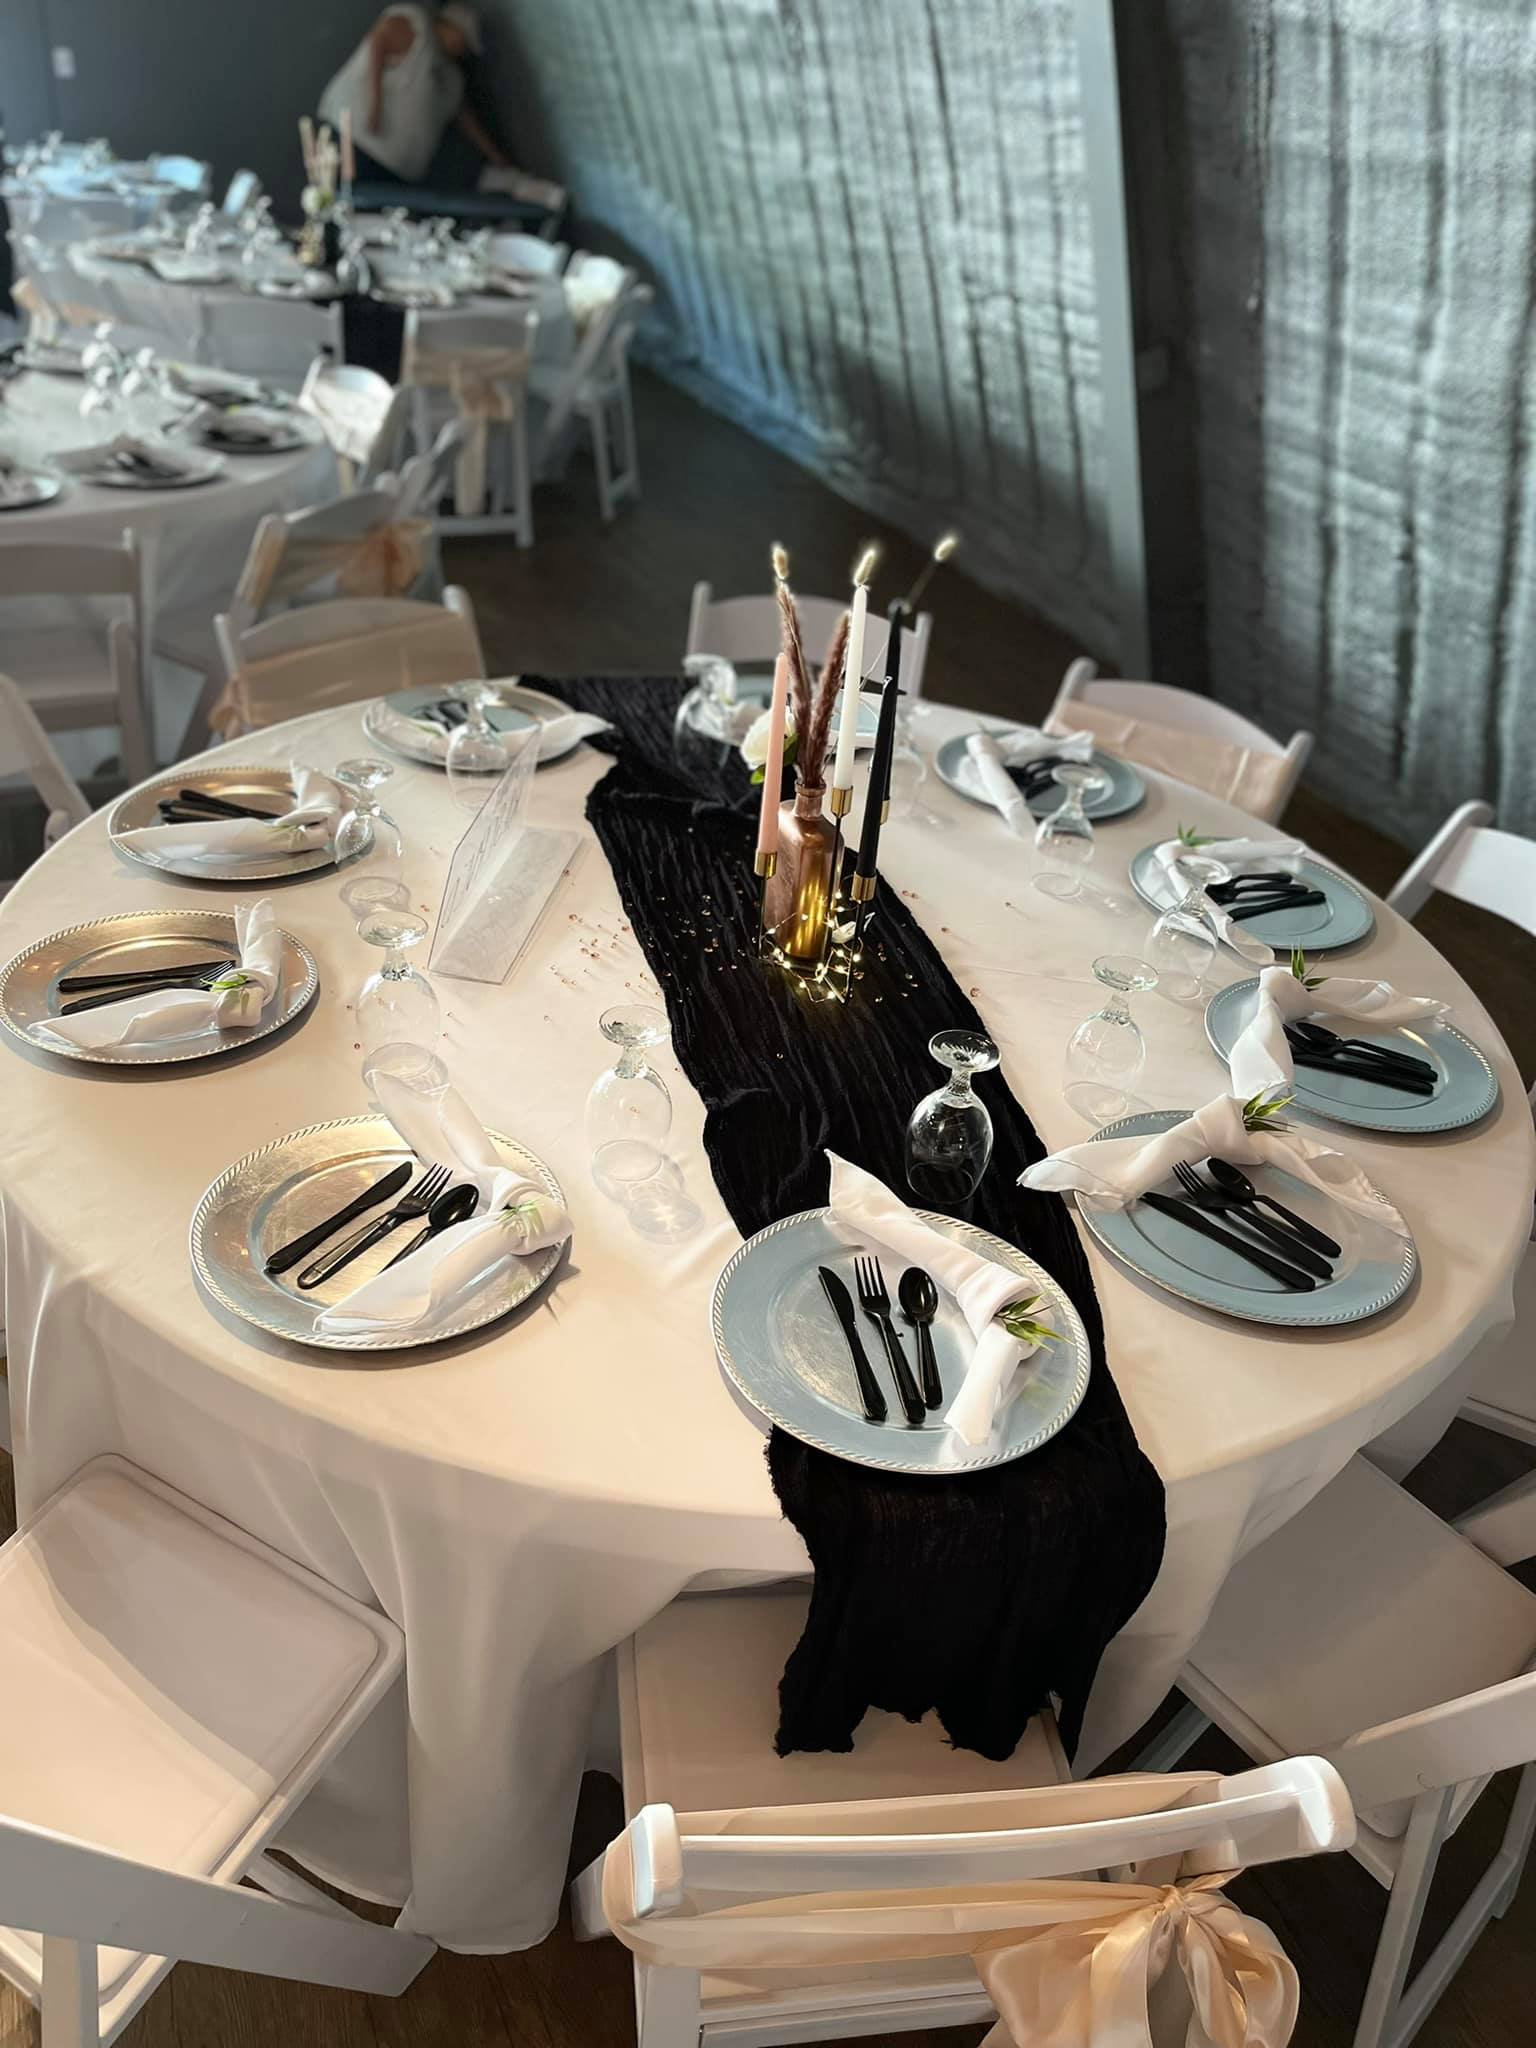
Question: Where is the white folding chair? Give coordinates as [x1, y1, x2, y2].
[487, 232, 569, 276]
[147, 154, 211, 201]
[1386, 800, 1536, 1553]
[200, 295, 345, 393]
[1136, 1457, 1536, 2048]
[686, 582, 934, 695]
[298, 358, 409, 485]
[0, 532, 154, 781]
[569, 1586, 1353, 2048]
[0, 1456, 432, 2046]
[0, 672, 90, 900]
[1049, 658, 1314, 823]
[571, 282, 651, 523]
[402, 306, 537, 543]
[221, 168, 262, 219]
[391, 418, 468, 515]
[224, 487, 443, 637]
[210, 591, 484, 736]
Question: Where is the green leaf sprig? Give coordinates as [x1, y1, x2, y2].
[1241, 1089, 1295, 1134]
[1177, 823, 1215, 848]
[1288, 945, 1327, 992]
[210, 969, 252, 993]
[997, 1294, 1060, 1349]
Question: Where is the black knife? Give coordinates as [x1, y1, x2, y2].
[1288, 1050, 1436, 1095]
[1141, 1192, 1318, 1289]
[818, 1266, 888, 1424]
[57, 956, 234, 992]
[264, 1162, 414, 1277]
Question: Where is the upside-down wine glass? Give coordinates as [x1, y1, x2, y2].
[1146, 851, 1229, 1001]
[445, 682, 510, 814]
[356, 908, 439, 1054]
[334, 757, 405, 908]
[585, 1005, 672, 1184]
[1031, 763, 1099, 898]
[1064, 955, 1159, 1123]
[904, 1029, 1000, 1206]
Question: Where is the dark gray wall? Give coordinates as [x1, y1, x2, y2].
[0, 0, 56, 152]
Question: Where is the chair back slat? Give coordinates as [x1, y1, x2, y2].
[212, 595, 484, 734]
[685, 584, 934, 693]
[1327, 1666, 1536, 1815]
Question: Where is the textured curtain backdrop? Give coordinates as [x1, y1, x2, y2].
[483, 0, 1536, 839]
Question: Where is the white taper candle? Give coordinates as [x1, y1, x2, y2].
[832, 581, 866, 792]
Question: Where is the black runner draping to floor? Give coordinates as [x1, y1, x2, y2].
[548, 675, 1166, 1759]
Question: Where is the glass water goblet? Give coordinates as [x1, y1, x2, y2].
[585, 1005, 672, 1184]
[1032, 764, 1099, 898]
[1064, 955, 1159, 1123]
[356, 909, 439, 1054]
[362, 1038, 450, 1110]
[904, 1029, 1000, 1207]
[1145, 851, 1229, 1000]
[445, 682, 510, 814]
[333, 758, 404, 896]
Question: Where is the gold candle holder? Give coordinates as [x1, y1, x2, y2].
[828, 784, 853, 818]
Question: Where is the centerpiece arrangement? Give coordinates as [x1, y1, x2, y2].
[296, 113, 355, 273]
[752, 534, 958, 994]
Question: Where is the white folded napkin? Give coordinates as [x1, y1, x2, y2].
[1020, 1092, 1409, 1236]
[371, 701, 609, 765]
[53, 432, 206, 481]
[28, 899, 284, 1051]
[826, 1152, 1058, 1447]
[149, 250, 228, 284]
[964, 727, 1095, 837]
[316, 1071, 570, 1336]
[1150, 835, 1308, 968]
[117, 765, 343, 865]
[1227, 962, 1453, 1101]
[166, 361, 270, 405]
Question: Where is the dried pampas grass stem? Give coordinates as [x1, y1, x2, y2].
[772, 543, 816, 780]
[805, 609, 849, 786]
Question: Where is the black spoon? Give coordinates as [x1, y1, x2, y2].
[1206, 1159, 1342, 1258]
[898, 1267, 944, 1410]
[383, 1181, 478, 1267]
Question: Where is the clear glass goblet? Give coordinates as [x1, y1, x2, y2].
[340, 873, 412, 922]
[362, 1038, 450, 1110]
[585, 1005, 671, 1183]
[333, 758, 404, 897]
[904, 1028, 1001, 1206]
[1064, 955, 1159, 1123]
[356, 908, 439, 1054]
[1032, 764, 1098, 898]
[1146, 851, 1230, 999]
[446, 682, 510, 815]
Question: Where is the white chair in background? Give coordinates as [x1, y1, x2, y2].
[686, 582, 934, 696]
[147, 154, 211, 201]
[0, 533, 153, 781]
[0, 672, 90, 902]
[1048, 658, 1313, 823]
[298, 358, 410, 485]
[569, 1586, 1353, 2048]
[221, 168, 262, 218]
[1135, 1457, 1536, 2048]
[487, 231, 568, 276]
[402, 306, 537, 544]
[0, 1456, 433, 2045]
[200, 296, 344, 393]
[532, 261, 648, 519]
[227, 489, 443, 635]
[390, 418, 468, 514]
[1386, 799, 1536, 1558]
[210, 591, 484, 736]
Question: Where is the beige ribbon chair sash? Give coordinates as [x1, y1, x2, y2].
[208, 613, 475, 738]
[241, 519, 433, 614]
[1046, 702, 1295, 822]
[404, 344, 533, 516]
[603, 1850, 1297, 2048]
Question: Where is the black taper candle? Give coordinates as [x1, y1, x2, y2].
[850, 601, 905, 930]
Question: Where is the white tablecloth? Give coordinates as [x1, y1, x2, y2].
[4, 167, 174, 245]
[0, 693, 1529, 1951]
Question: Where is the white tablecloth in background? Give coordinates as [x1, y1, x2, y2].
[0, 694, 1529, 1951]
[4, 167, 175, 245]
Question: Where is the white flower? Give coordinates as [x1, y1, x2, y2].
[739, 707, 795, 770]
[300, 184, 329, 217]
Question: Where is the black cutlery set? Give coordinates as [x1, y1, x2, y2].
[1143, 1157, 1343, 1293]
[1204, 871, 1326, 921]
[154, 785, 288, 826]
[264, 1162, 478, 1291]
[55, 954, 238, 1016]
[819, 1255, 944, 1428]
[1283, 1020, 1439, 1096]
[414, 700, 471, 732]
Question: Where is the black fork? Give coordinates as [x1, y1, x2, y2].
[852, 1255, 926, 1426]
[1171, 1162, 1333, 1279]
[297, 1165, 450, 1289]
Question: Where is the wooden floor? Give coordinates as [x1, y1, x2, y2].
[1, 372, 1533, 2046]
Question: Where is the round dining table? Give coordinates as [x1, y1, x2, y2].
[0, 689, 1529, 1953]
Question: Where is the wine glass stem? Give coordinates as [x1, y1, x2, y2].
[1102, 994, 1131, 1024]
[941, 1074, 976, 1107]
[614, 1047, 647, 1080]
[382, 948, 407, 979]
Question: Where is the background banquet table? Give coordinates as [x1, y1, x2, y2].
[0, 688, 1529, 1952]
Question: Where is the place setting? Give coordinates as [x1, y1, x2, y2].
[191, 1041, 570, 1352]
[362, 678, 609, 771]
[184, 402, 320, 456]
[53, 430, 226, 491]
[0, 453, 63, 512]
[1128, 825, 1376, 956]
[935, 721, 1148, 825]
[107, 762, 357, 882]
[0, 900, 317, 1069]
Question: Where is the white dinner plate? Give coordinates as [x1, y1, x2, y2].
[0, 472, 62, 511]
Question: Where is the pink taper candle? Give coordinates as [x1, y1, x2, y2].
[755, 654, 790, 872]
[340, 108, 356, 186]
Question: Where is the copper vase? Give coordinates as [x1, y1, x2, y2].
[762, 784, 837, 975]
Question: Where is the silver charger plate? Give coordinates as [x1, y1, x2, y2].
[1076, 1109, 1417, 1328]
[85, 453, 226, 491]
[0, 909, 317, 1068]
[108, 766, 333, 883]
[1205, 979, 1500, 1135]
[363, 680, 582, 768]
[935, 734, 1146, 821]
[191, 1113, 566, 1352]
[712, 1207, 1092, 1475]
[0, 472, 63, 511]
[1129, 844, 1376, 953]
[195, 415, 316, 456]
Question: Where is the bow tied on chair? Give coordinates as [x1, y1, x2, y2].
[602, 1848, 1299, 2048]
[239, 519, 435, 614]
[404, 339, 537, 517]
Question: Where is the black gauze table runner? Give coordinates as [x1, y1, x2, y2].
[551, 676, 1166, 1759]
